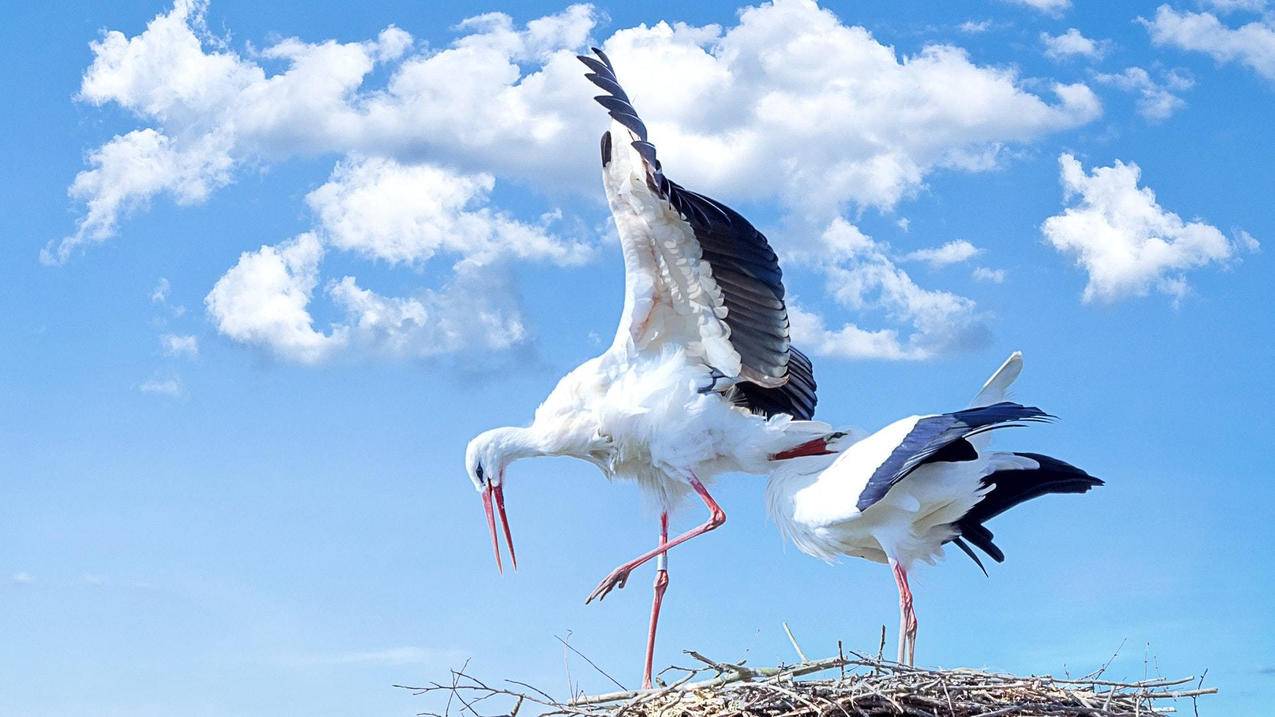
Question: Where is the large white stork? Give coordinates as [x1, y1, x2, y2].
[765, 353, 1103, 665]
[464, 48, 835, 687]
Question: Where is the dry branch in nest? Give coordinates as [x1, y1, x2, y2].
[397, 649, 1216, 717]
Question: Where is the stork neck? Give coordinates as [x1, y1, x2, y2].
[489, 423, 575, 466]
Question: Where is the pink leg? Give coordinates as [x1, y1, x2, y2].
[641, 512, 670, 689]
[586, 475, 725, 604]
[890, 559, 918, 665]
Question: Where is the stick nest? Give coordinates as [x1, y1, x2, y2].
[398, 649, 1216, 717]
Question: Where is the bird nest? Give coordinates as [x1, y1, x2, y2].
[398, 648, 1216, 717]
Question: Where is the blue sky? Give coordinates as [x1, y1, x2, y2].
[2, 0, 1273, 714]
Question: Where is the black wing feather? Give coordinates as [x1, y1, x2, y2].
[578, 47, 795, 390]
[856, 402, 1053, 513]
[733, 347, 818, 420]
[950, 452, 1102, 569]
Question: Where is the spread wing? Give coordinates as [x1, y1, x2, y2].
[579, 48, 795, 389]
[855, 402, 1053, 512]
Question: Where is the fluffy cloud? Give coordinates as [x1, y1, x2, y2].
[1095, 67, 1193, 121]
[789, 220, 988, 360]
[1042, 28, 1108, 60]
[1142, 6, 1275, 82]
[306, 157, 590, 267]
[44, 129, 233, 263]
[901, 239, 981, 268]
[62, 0, 1100, 257]
[328, 269, 528, 358]
[205, 234, 530, 363]
[65, 0, 1107, 363]
[205, 234, 343, 363]
[1042, 154, 1257, 302]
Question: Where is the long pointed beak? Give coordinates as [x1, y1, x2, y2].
[493, 483, 518, 571]
[482, 483, 503, 573]
[481, 483, 517, 573]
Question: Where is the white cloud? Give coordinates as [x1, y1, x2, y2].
[328, 269, 528, 359]
[1042, 28, 1108, 60]
[139, 375, 184, 397]
[160, 333, 199, 357]
[1201, 0, 1268, 13]
[958, 20, 993, 34]
[1095, 66, 1193, 121]
[1042, 153, 1257, 302]
[151, 278, 171, 303]
[1142, 6, 1275, 82]
[11, 572, 35, 585]
[65, 0, 1108, 364]
[901, 239, 981, 267]
[205, 234, 344, 363]
[306, 156, 590, 267]
[1004, 0, 1071, 16]
[972, 266, 1007, 283]
[788, 219, 988, 360]
[205, 235, 531, 362]
[62, 0, 1101, 258]
[44, 128, 233, 263]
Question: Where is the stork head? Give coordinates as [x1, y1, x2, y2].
[465, 428, 520, 573]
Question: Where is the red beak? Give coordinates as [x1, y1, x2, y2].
[482, 482, 517, 573]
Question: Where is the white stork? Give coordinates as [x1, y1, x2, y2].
[464, 48, 836, 687]
[765, 352, 1103, 665]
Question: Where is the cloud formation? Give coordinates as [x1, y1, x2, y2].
[63, 0, 1106, 362]
[902, 240, 982, 268]
[1142, 5, 1275, 83]
[306, 157, 590, 268]
[1042, 28, 1108, 60]
[789, 220, 988, 360]
[1095, 66, 1194, 121]
[1041, 153, 1257, 302]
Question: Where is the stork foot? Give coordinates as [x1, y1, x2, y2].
[585, 565, 633, 603]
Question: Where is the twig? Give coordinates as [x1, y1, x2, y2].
[556, 634, 627, 692]
[783, 622, 809, 663]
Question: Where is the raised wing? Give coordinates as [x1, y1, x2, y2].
[579, 48, 794, 389]
[855, 402, 1052, 512]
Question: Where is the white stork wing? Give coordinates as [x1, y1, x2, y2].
[579, 48, 797, 392]
[853, 403, 1052, 513]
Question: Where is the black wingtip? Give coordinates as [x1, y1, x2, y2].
[591, 46, 613, 70]
[951, 537, 989, 577]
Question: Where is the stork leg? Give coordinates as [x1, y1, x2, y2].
[641, 512, 670, 689]
[889, 558, 918, 665]
[585, 474, 725, 604]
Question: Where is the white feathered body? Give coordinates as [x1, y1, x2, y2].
[766, 428, 1037, 567]
[765, 352, 1028, 568]
[533, 346, 828, 508]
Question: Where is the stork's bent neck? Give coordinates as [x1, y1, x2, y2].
[484, 422, 587, 469]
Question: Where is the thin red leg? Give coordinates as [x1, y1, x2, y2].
[890, 559, 918, 665]
[641, 512, 670, 689]
[586, 475, 725, 604]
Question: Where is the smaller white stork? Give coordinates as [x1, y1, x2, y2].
[765, 353, 1102, 665]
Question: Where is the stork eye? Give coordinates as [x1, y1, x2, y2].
[475, 464, 485, 482]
